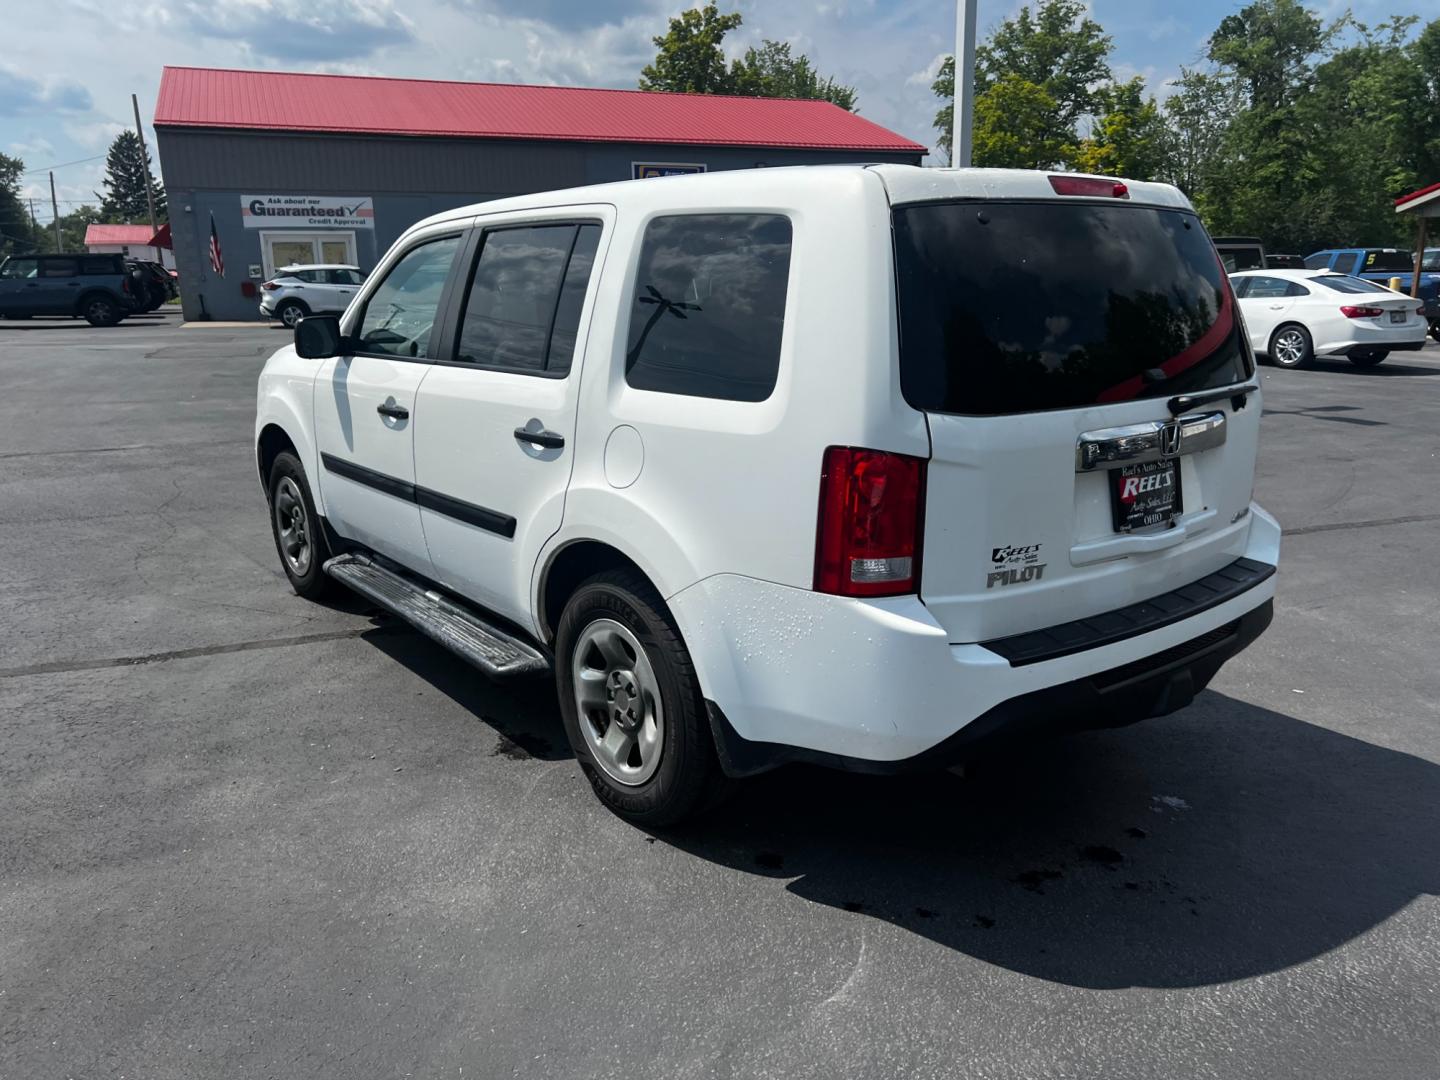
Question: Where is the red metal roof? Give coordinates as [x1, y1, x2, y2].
[84, 224, 158, 245]
[153, 66, 926, 154]
[1395, 180, 1440, 211]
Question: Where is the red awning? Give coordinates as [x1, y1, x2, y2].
[146, 222, 173, 250]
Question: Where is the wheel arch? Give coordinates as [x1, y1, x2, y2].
[74, 288, 120, 316]
[535, 539, 655, 645]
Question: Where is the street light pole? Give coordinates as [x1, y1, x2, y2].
[131, 93, 162, 265]
[952, 0, 978, 168]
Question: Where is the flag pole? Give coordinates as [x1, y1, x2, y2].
[952, 0, 978, 168]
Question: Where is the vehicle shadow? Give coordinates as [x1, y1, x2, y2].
[360, 623, 572, 762]
[1304, 356, 1440, 376]
[658, 691, 1440, 989]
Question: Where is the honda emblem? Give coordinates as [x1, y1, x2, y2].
[1160, 421, 1183, 458]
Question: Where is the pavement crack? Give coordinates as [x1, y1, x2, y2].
[1285, 513, 1440, 537]
[0, 626, 404, 680]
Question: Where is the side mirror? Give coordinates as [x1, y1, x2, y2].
[295, 314, 344, 358]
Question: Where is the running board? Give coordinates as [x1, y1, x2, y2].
[323, 552, 550, 678]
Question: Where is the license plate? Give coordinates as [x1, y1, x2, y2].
[1111, 459, 1181, 532]
[1390, 311, 1406, 324]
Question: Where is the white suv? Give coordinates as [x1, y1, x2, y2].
[259, 264, 367, 328]
[255, 166, 1280, 825]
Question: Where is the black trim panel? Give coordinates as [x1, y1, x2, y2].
[320, 453, 515, 538]
[707, 599, 1274, 778]
[320, 452, 414, 502]
[416, 486, 516, 539]
[982, 557, 1275, 667]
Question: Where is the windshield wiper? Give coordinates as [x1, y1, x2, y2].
[1167, 381, 1260, 416]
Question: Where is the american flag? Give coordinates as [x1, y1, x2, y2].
[208, 213, 224, 277]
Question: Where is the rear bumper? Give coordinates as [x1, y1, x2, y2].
[1316, 325, 1428, 355]
[671, 503, 1281, 775]
[708, 598, 1273, 776]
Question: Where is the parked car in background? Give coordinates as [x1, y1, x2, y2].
[1230, 269, 1428, 368]
[259, 264, 367, 328]
[1265, 253, 1306, 269]
[0, 253, 141, 326]
[127, 260, 177, 311]
[1213, 236, 1267, 272]
[1305, 247, 1440, 340]
[256, 166, 1279, 824]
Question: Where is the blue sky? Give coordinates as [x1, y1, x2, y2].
[2, 0, 1421, 225]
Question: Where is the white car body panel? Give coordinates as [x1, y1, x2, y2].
[256, 164, 1279, 766]
[1232, 269, 1428, 357]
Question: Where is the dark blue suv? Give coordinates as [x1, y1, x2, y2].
[0, 253, 141, 326]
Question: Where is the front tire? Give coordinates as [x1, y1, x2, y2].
[267, 451, 333, 599]
[276, 299, 308, 329]
[555, 570, 728, 827]
[1269, 324, 1312, 368]
[1348, 348, 1388, 368]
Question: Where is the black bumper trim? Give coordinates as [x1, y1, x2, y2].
[706, 598, 1274, 779]
[982, 557, 1275, 667]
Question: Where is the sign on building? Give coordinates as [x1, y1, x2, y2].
[632, 162, 707, 180]
[242, 195, 375, 230]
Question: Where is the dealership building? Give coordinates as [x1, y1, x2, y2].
[152, 66, 926, 322]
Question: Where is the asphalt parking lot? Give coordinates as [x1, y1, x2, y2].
[3, 311, 1438, 1079]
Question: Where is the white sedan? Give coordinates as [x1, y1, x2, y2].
[1229, 269, 1428, 369]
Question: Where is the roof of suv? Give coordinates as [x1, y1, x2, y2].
[403, 165, 1193, 239]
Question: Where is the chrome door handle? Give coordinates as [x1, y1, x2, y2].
[376, 402, 409, 420]
[514, 427, 564, 450]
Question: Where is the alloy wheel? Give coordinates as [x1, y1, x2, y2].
[571, 618, 665, 787]
[1273, 329, 1306, 366]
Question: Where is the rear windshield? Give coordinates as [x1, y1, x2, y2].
[1311, 274, 1386, 294]
[893, 200, 1250, 416]
[1362, 251, 1413, 272]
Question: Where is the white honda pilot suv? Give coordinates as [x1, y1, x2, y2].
[255, 166, 1280, 825]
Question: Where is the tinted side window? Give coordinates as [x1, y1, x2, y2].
[355, 235, 462, 358]
[1284, 281, 1310, 297]
[1245, 276, 1291, 298]
[1, 259, 38, 279]
[1229, 276, 1251, 298]
[455, 225, 578, 372]
[625, 214, 792, 403]
[81, 257, 115, 275]
[42, 258, 79, 278]
[329, 269, 363, 285]
[1303, 253, 1331, 270]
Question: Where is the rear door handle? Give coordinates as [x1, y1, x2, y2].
[514, 427, 564, 450]
[377, 402, 409, 420]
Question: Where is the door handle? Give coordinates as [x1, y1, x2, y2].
[514, 427, 564, 450]
[377, 402, 409, 420]
[1269, 304, 1284, 309]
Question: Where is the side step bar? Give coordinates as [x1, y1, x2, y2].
[323, 552, 551, 678]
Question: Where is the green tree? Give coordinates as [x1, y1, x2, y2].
[0, 153, 39, 256]
[97, 130, 166, 224]
[1070, 78, 1170, 180]
[639, 3, 744, 95]
[932, 0, 1112, 161]
[1160, 69, 1242, 199]
[1208, 0, 1329, 110]
[639, 6, 859, 110]
[54, 204, 104, 255]
[970, 75, 1065, 169]
[730, 40, 857, 111]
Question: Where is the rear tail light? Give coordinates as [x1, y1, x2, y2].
[1416, 304, 1426, 316]
[1340, 305, 1385, 318]
[261, 281, 280, 291]
[121, 277, 131, 294]
[814, 446, 926, 598]
[1049, 175, 1129, 199]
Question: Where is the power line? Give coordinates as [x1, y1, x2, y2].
[22, 153, 107, 175]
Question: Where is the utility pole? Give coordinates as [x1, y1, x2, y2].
[49, 172, 62, 253]
[951, 0, 978, 168]
[28, 198, 38, 251]
[131, 92, 162, 264]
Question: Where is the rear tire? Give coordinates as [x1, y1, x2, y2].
[1269, 324, 1312, 368]
[81, 295, 122, 327]
[1348, 348, 1388, 368]
[555, 569, 730, 827]
[266, 451, 334, 600]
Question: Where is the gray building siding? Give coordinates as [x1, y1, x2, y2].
[155, 127, 921, 322]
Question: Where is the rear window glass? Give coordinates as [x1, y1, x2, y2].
[624, 213, 792, 403]
[1363, 251, 1412, 272]
[1311, 274, 1387, 294]
[893, 201, 1250, 416]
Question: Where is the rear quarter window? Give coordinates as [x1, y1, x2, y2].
[624, 213, 792, 403]
[892, 200, 1250, 416]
